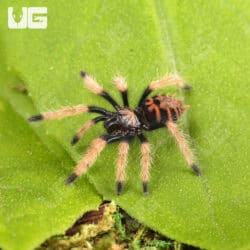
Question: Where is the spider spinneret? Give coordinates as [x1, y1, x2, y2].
[28, 71, 201, 195]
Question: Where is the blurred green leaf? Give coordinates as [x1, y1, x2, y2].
[0, 0, 249, 250]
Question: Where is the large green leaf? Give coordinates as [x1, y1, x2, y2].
[0, 0, 250, 249]
[0, 70, 101, 249]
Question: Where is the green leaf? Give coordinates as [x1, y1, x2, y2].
[0, 74, 101, 249]
[1, 0, 250, 250]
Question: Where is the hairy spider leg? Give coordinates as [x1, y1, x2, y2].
[116, 139, 130, 195]
[113, 76, 129, 107]
[138, 134, 151, 195]
[71, 116, 106, 145]
[65, 134, 125, 185]
[138, 74, 192, 106]
[166, 122, 201, 175]
[81, 71, 121, 110]
[28, 105, 109, 122]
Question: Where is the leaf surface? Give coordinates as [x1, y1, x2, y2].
[0, 0, 249, 249]
[0, 70, 101, 250]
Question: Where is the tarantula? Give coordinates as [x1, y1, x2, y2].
[28, 71, 201, 195]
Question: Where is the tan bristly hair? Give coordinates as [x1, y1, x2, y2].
[113, 76, 127, 92]
[182, 105, 190, 111]
[82, 74, 103, 94]
[116, 141, 130, 182]
[75, 137, 107, 176]
[75, 120, 95, 139]
[140, 142, 151, 182]
[166, 122, 194, 166]
[149, 74, 185, 90]
[42, 105, 88, 120]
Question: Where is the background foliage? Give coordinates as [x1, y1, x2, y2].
[0, 1, 249, 249]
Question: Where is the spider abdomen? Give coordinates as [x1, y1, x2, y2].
[141, 95, 186, 130]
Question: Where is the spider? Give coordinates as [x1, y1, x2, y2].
[28, 71, 201, 195]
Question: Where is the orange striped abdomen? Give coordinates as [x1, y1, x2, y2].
[141, 95, 186, 130]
